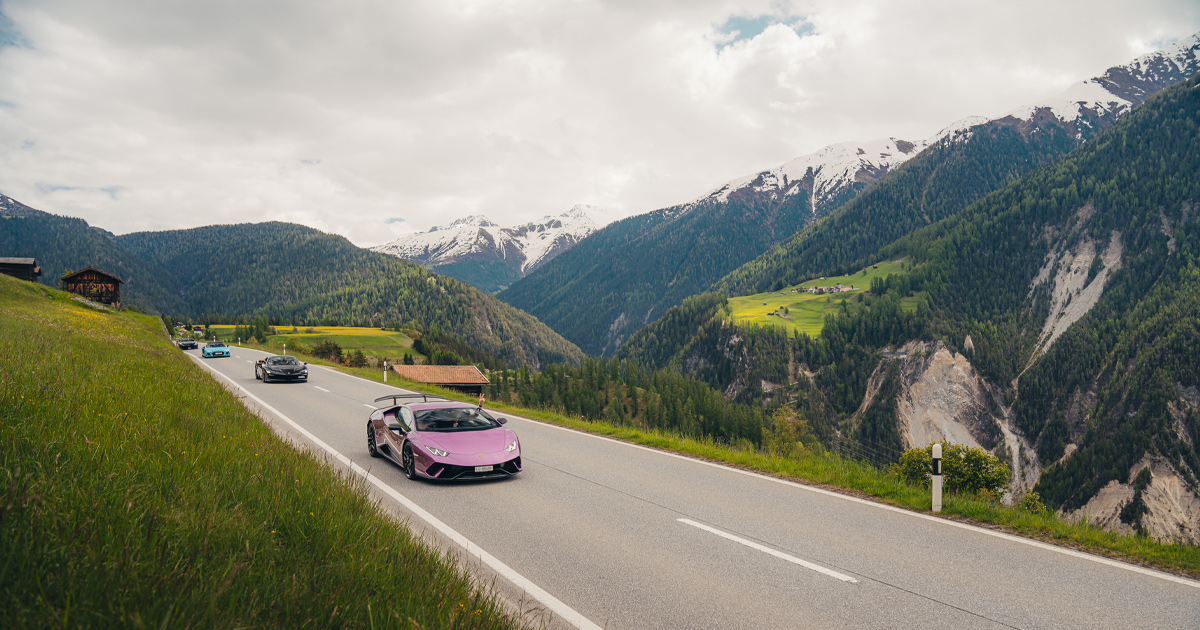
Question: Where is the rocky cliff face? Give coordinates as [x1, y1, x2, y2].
[1071, 457, 1200, 545]
[883, 341, 1000, 450]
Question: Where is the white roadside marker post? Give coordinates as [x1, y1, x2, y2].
[383, 360, 388, 382]
[932, 442, 943, 513]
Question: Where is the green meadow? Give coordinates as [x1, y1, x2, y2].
[207, 325, 425, 361]
[0, 275, 517, 629]
[728, 260, 919, 337]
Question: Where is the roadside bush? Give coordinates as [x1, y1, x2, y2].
[897, 442, 1010, 495]
[897, 447, 933, 486]
[346, 349, 368, 368]
[1020, 491, 1047, 513]
[311, 339, 343, 363]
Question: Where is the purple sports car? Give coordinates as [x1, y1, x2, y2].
[367, 395, 521, 480]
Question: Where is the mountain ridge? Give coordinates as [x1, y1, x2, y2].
[0, 199, 583, 368]
[373, 205, 605, 293]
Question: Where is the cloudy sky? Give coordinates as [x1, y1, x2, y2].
[1, 1, 1197, 246]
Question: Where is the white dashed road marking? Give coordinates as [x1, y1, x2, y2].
[678, 518, 858, 583]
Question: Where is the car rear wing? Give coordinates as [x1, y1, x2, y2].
[373, 393, 447, 405]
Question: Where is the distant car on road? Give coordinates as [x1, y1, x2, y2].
[177, 337, 198, 350]
[255, 355, 308, 382]
[202, 341, 230, 358]
[367, 395, 521, 481]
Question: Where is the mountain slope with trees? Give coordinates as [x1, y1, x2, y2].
[115, 223, 583, 368]
[0, 195, 186, 313]
[619, 72, 1200, 536]
[714, 33, 1200, 297]
[498, 194, 809, 356]
[0, 205, 582, 368]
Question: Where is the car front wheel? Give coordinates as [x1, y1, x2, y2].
[402, 444, 416, 479]
[367, 423, 380, 458]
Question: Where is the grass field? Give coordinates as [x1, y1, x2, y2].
[205, 325, 425, 361]
[0, 275, 518, 629]
[728, 260, 919, 337]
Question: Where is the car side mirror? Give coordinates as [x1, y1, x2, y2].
[387, 422, 405, 433]
[303, 362, 307, 365]
[496, 417, 507, 425]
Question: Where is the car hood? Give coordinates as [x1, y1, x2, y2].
[419, 427, 516, 455]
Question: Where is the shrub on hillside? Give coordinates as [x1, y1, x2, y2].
[764, 407, 819, 458]
[1020, 491, 1047, 513]
[311, 339, 343, 363]
[896, 442, 1009, 495]
[346, 349, 368, 368]
[897, 447, 933, 487]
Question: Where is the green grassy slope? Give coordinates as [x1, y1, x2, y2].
[0, 274, 519, 629]
[207, 325, 423, 360]
[727, 260, 916, 337]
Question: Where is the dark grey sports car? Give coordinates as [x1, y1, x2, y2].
[255, 355, 308, 382]
[177, 338, 198, 350]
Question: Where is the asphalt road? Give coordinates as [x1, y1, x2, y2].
[188, 347, 1200, 630]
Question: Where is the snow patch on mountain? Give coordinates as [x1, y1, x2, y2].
[373, 205, 606, 276]
[1003, 32, 1199, 126]
[695, 122, 978, 215]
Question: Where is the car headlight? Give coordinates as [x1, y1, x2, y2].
[424, 445, 449, 457]
[505, 439, 518, 453]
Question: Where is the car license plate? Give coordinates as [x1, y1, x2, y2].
[474, 465, 493, 472]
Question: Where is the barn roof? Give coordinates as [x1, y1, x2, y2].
[390, 364, 490, 385]
[61, 266, 125, 284]
[0, 257, 37, 265]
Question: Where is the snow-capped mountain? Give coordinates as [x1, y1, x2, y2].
[691, 121, 988, 219]
[373, 205, 606, 293]
[695, 32, 1200, 218]
[999, 32, 1200, 136]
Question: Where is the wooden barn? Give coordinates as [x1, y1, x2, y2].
[61, 267, 125, 306]
[0, 257, 41, 282]
[390, 364, 490, 395]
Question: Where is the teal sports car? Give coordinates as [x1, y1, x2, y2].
[202, 341, 231, 358]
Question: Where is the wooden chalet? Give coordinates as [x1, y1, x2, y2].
[0, 257, 41, 282]
[390, 364, 490, 395]
[61, 267, 125, 306]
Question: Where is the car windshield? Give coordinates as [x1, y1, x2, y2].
[208, 342, 226, 347]
[415, 407, 500, 432]
[267, 356, 299, 365]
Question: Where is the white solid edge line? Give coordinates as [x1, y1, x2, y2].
[188, 355, 602, 630]
[506, 416, 1200, 591]
[679, 518, 858, 583]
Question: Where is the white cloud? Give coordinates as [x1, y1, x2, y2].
[0, 0, 1197, 245]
